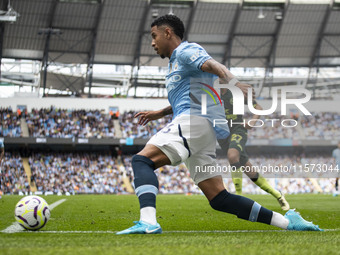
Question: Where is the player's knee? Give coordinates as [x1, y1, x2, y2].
[131, 154, 158, 188]
[131, 154, 140, 164]
[131, 154, 156, 181]
[132, 154, 155, 170]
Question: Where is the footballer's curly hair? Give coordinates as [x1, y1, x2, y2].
[151, 14, 185, 40]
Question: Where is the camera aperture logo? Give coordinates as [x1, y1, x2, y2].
[199, 82, 222, 115]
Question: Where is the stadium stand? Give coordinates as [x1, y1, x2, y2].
[25, 107, 115, 138]
[299, 113, 340, 140]
[120, 110, 172, 138]
[0, 153, 29, 194]
[29, 152, 127, 194]
[1, 106, 339, 140]
[0, 99, 338, 197]
[0, 151, 337, 195]
[0, 108, 22, 137]
[1, 104, 338, 196]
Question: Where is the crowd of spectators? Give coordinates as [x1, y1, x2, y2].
[243, 112, 300, 139]
[0, 153, 29, 194]
[29, 152, 127, 194]
[157, 164, 201, 194]
[299, 112, 340, 140]
[0, 107, 22, 137]
[26, 107, 115, 138]
[1, 106, 338, 140]
[0, 106, 338, 195]
[220, 155, 336, 194]
[120, 110, 172, 139]
[1, 152, 338, 195]
[120, 110, 340, 140]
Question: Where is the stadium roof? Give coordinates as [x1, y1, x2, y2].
[1, 0, 340, 68]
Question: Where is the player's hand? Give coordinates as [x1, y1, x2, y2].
[134, 111, 163, 126]
[244, 123, 253, 130]
[236, 82, 255, 100]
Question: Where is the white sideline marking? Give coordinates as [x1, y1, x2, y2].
[6, 228, 339, 234]
[1, 199, 67, 234]
[49, 199, 67, 210]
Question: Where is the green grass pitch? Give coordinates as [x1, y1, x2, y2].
[0, 194, 339, 255]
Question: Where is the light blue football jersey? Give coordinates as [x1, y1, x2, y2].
[165, 41, 229, 139]
[0, 139, 4, 149]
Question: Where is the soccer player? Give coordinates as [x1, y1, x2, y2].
[116, 15, 322, 234]
[218, 89, 290, 210]
[332, 141, 340, 196]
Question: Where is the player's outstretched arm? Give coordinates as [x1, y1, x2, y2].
[134, 106, 173, 126]
[201, 59, 252, 98]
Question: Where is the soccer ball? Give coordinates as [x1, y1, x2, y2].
[14, 195, 51, 230]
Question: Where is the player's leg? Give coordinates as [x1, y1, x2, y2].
[227, 128, 252, 195]
[219, 133, 244, 195]
[117, 115, 191, 234]
[199, 176, 285, 227]
[244, 161, 290, 210]
[195, 124, 320, 231]
[198, 175, 322, 231]
[191, 125, 290, 229]
[135, 144, 170, 225]
[228, 148, 243, 195]
[116, 144, 169, 235]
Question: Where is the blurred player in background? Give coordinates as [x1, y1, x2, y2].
[218, 89, 290, 210]
[116, 14, 322, 235]
[332, 141, 340, 196]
